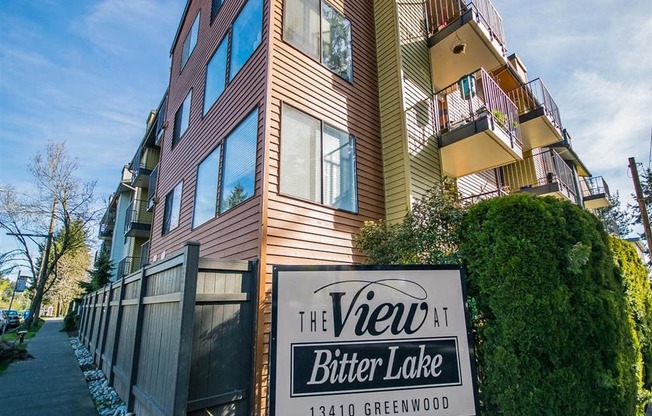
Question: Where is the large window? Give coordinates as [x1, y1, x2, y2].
[280, 104, 357, 212]
[173, 90, 192, 146]
[192, 146, 221, 228]
[231, 0, 263, 80]
[220, 109, 258, 213]
[203, 0, 263, 115]
[283, 0, 352, 81]
[190, 108, 258, 225]
[163, 182, 183, 235]
[181, 12, 200, 69]
[204, 36, 228, 115]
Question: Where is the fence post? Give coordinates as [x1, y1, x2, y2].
[108, 275, 126, 385]
[172, 241, 200, 416]
[78, 295, 87, 344]
[97, 283, 114, 372]
[126, 267, 148, 412]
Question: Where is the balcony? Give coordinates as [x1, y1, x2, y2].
[436, 68, 523, 177]
[581, 176, 611, 209]
[131, 147, 160, 188]
[124, 199, 152, 238]
[506, 78, 563, 151]
[98, 220, 114, 240]
[147, 165, 159, 211]
[426, 0, 507, 88]
[117, 256, 141, 278]
[550, 129, 591, 177]
[501, 149, 577, 203]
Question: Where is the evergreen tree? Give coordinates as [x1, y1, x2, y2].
[225, 183, 248, 210]
[80, 249, 113, 293]
[595, 191, 633, 237]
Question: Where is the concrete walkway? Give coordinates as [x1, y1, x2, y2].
[0, 318, 96, 416]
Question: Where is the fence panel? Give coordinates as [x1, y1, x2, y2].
[187, 260, 257, 416]
[78, 242, 257, 416]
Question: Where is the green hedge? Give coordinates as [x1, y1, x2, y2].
[460, 194, 638, 415]
[610, 236, 652, 408]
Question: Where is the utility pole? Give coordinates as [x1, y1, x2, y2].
[7, 270, 21, 313]
[629, 157, 652, 255]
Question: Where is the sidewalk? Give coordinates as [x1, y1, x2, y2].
[0, 318, 96, 416]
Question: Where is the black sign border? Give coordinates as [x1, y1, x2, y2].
[269, 264, 482, 416]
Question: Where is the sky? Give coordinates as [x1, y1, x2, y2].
[0, 0, 651, 279]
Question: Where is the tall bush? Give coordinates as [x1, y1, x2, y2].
[460, 194, 638, 415]
[610, 236, 652, 408]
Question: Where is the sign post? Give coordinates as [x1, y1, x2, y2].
[270, 265, 480, 416]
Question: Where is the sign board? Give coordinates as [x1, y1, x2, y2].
[15, 275, 28, 293]
[270, 265, 480, 416]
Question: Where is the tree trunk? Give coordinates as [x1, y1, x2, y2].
[27, 198, 56, 328]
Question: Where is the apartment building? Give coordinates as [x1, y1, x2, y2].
[98, 96, 165, 280]
[97, 0, 612, 413]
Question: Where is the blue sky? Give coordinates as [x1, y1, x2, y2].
[0, 0, 651, 275]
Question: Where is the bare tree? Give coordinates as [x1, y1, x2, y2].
[0, 141, 98, 327]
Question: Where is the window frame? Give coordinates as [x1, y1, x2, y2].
[279, 103, 358, 213]
[191, 145, 222, 229]
[181, 12, 200, 70]
[173, 89, 193, 147]
[218, 108, 259, 214]
[162, 182, 183, 235]
[282, 0, 354, 83]
[203, 0, 263, 119]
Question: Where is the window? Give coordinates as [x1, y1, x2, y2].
[193, 147, 221, 228]
[163, 182, 183, 235]
[220, 109, 258, 213]
[181, 12, 200, 68]
[203, 0, 263, 116]
[173, 91, 192, 145]
[211, 0, 224, 21]
[283, 0, 352, 81]
[231, 0, 263, 80]
[280, 104, 357, 212]
[204, 36, 228, 115]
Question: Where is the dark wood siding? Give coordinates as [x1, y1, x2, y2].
[149, 0, 269, 262]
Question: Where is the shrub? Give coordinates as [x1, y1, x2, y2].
[610, 236, 652, 410]
[63, 308, 78, 332]
[460, 194, 638, 415]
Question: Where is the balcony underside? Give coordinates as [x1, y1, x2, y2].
[519, 108, 563, 151]
[125, 223, 151, 238]
[518, 182, 575, 203]
[584, 194, 609, 209]
[440, 116, 522, 178]
[99, 232, 113, 241]
[132, 169, 152, 188]
[428, 10, 507, 89]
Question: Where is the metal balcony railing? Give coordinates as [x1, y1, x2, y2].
[139, 241, 150, 269]
[507, 78, 563, 132]
[117, 256, 141, 278]
[426, 0, 506, 53]
[502, 149, 577, 199]
[436, 68, 522, 148]
[581, 176, 610, 199]
[132, 147, 160, 175]
[124, 199, 153, 234]
[147, 165, 158, 205]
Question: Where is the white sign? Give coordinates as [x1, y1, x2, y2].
[15, 275, 28, 293]
[271, 266, 479, 416]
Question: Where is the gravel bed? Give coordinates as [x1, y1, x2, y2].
[69, 336, 129, 416]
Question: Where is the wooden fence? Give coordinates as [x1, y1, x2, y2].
[79, 242, 257, 416]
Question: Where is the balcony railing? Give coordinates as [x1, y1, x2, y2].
[139, 241, 150, 269]
[581, 176, 610, 200]
[436, 68, 522, 149]
[132, 147, 160, 177]
[147, 165, 159, 211]
[426, 0, 506, 53]
[502, 149, 577, 201]
[507, 78, 562, 132]
[124, 199, 153, 236]
[117, 256, 141, 278]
